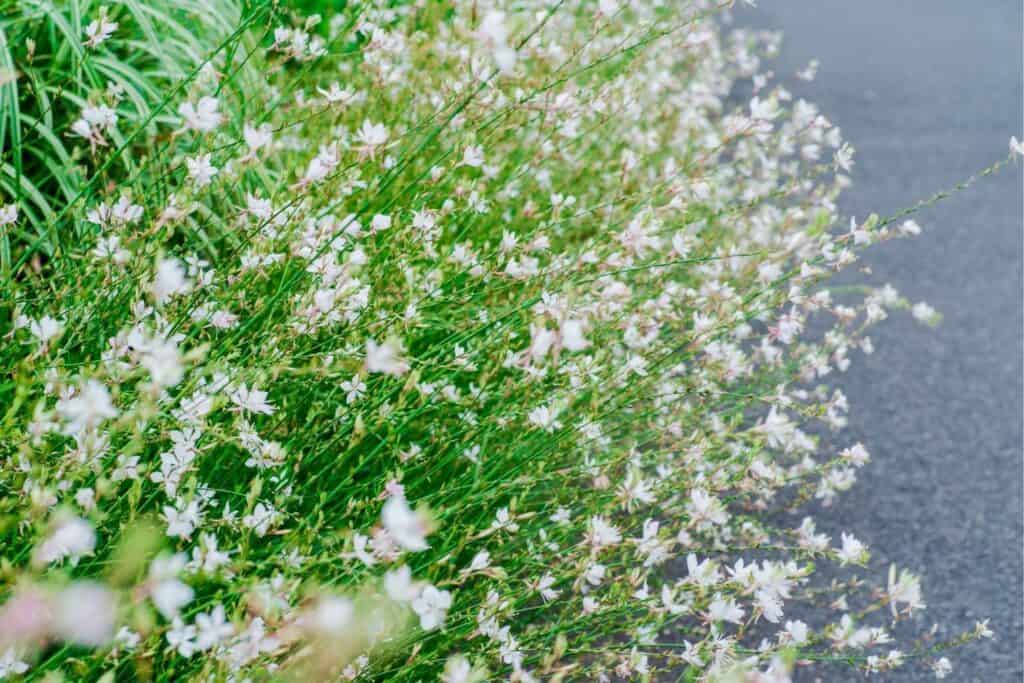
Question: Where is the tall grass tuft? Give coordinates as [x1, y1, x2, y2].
[0, 0, 259, 271]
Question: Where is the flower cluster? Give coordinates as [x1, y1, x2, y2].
[0, 1, 997, 682]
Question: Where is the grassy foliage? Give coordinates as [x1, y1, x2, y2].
[0, 0, 259, 270]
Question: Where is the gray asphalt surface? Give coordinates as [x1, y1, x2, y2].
[735, 2, 1023, 680]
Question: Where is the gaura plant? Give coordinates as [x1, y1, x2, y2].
[0, 0, 1011, 681]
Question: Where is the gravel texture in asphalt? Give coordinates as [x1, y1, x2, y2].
[734, 2, 1023, 680]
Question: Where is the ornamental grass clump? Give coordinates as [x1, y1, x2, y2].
[0, 0, 258, 271]
[0, 1, 1004, 681]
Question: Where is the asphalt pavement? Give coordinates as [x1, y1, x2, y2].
[734, 2, 1023, 680]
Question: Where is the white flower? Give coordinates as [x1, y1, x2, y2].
[244, 122, 273, 152]
[462, 145, 485, 168]
[85, 194, 140, 228]
[74, 487, 96, 511]
[834, 142, 855, 171]
[655, 584, 685, 615]
[167, 617, 198, 657]
[140, 337, 184, 388]
[384, 565, 420, 602]
[53, 582, 116, 646]
[84, 17, 117, 48]
[635, 519, 669, 566]
[837, 532, 868, 565]
[441, 654, 476, 683]
[242, 503, 280, 537]
[974, 619, 994, 639]
[83, 114, 119, 142]
[687, 488, 729, 527]
[462, 444, 481, 464]
[1011, 136, 1024, 157]
[178, 97, 223, 133]
[887, 566, 926, 616]
[750, 95, 779, 121]
[318, 82, 354, 104]
[584, 563, 606, 586]
[28, 316, 63, 346]
[209, 309, 239, 329]
[114, 627, 141, 651]
[911, 301, 940, 325]
[0, 204, 17, 226]
[230, 384, 276, 415]
[195, 604, 234, 651]
[755, 589, 784, 623]
[840, 443, 871, 466]
[94, 235, 129, 263]
[535, 574, 559, 602]
[0, 648, 29, 678]
[355, 120, 388, 151]
[784, 619, 808, 644]
[226, 617, 278, 668]
[796, 517, 831, 552]
[34, 515, 96, 566]
[550, 507, 571, 525]
[560, 319, 590, 351]
[56, 379, 118, 435]
[149, 553, 194, 619]
[467, 551, 491, 572]
[686, 554, 721, 587]
[477, 11, 516, 73]
[152, 257, 190, 304]
[163, 500, 202, 540]
[381, 495, 430, 551]
[191, 533, 232, 574]
[707, 593, 744, 624]
[587, 516, 622, 548]
[341, 376, 366, 405]
[932, 657, 953, 679]
[346, 532, 377, 567]
[186, 154, 218, 187]
[899, 219, 923, 236]
[411, 585, 452, 631]
[365, 338, 410, 376]
[527, 403, 562, 432]
[490, 507, 519, 533]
